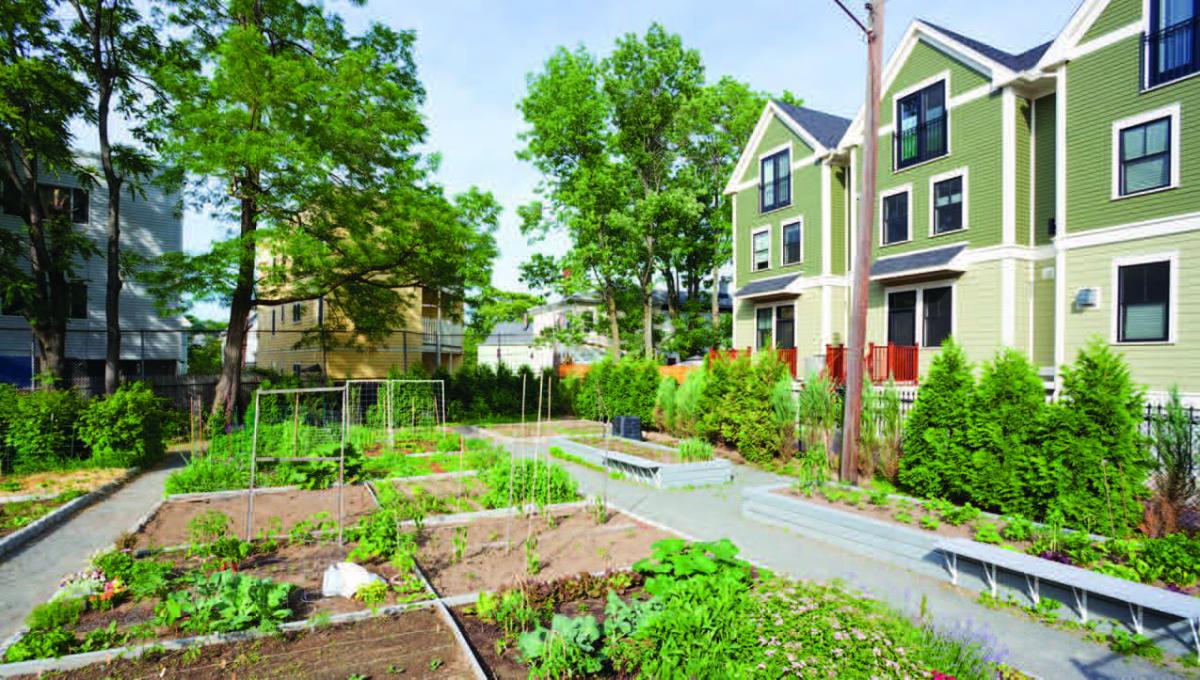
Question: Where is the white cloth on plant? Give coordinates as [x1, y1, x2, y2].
[321, 562, 384, 599]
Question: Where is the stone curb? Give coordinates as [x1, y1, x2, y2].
[550, 436, 734, 489]
[0, 467, 141, 562]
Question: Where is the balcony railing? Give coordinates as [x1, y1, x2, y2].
[707, 346, 798, 378]
[894, 117, 946, 169]
[421, 318, 464, 350]
[825, 343, 920, 385]
[1143, 16, 1199, 88]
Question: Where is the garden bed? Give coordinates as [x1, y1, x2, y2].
[0, 492, 89, 538]
[383, 473, 488, 514]
[134, 485, 379, 548]
[0, 468, 127, 501]
[416, 507, 675, 597]
[6, 605, 470, 679]
[551, 437, 733, 489]
[482, 419, 606, 439]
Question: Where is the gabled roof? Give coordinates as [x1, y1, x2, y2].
[919, 20, 1052, 72]
[772, 101, 852, 150]
[724, 100, 852, 194]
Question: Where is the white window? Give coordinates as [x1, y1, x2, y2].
[1111, 104, 1181, 199]
[885, 282, 955, 347]
[781, 220, 802, 265]
[880, 185, 912, 246]
[929, 168, 968, 236]
[752, 228, 770, 271]
[1112, 252, 1178, 344]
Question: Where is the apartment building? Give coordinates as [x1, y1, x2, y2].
[729, 0, 1200, 399]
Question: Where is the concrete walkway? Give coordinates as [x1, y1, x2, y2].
[498, 435, 1176, 680]
[0, 456, 182, 642]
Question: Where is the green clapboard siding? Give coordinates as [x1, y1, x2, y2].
[1033, 94, 1057, 246]
[1016, 98, 1032, 245]
[1063, 230, 1200, 393]
[736, 159, 823, 287]
[1082, 0, 1141, 43]
[1066, 35, 1200, 232]
[876, 95, 1004, 255]
[732, 298, 757, 350]
[830, 166, 848, 274]
[880, 40, 990, 128]
[1032, 259, 1056, 368]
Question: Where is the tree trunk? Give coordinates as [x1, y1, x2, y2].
[212, 190, 257, 422]
[661, 267, 679, 320]
[710, 264, 721, 334]
[603, 283, 621, 359]
[98, 87, 123, 394]
[642, 292, 653, 357]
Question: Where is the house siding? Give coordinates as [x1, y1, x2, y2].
[1016, 98, 1033, 245]
[880, 40, 991, 128]
[1081, 0, 1141, 42]
[1065, 33, 1200, 232]
[737, 116, 814, 185]
[1032, 259, 1057, 369]
[1033, 94, 1057, 245]
[735, 154, 823, 287]
[830, 165, 848, 275]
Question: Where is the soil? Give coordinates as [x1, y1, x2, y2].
[416, 510, 675, 596]
[134, 485, 379, 548]
[566, 436, 689, 465]
[387, 475, 487, 514]
[0, 467, 125, 499]
[22, 607, 470, 679]
[642, 430, 747, 464]
[484, 419, 607, 439]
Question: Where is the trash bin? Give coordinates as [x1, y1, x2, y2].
[612, 416, 643, 441]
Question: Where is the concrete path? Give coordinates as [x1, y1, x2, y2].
[497, 435, 1176, 680]
[0, 455, 182, 642]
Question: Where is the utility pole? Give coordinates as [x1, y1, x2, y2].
[837, 0, 884, 484]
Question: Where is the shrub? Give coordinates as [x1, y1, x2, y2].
[898, 338, 973, 501]
[478, 458, 579, 508]
[4, 388, 85, 472]
[1144, 386, 1198, 536]
[653, 377, 677, 432]
[677, 438, 713, 462]
[861, 380, 902, 482]
[1001, 515, 1035, 542]
[26, 597, 85, 631]
[672, 367, 706, 437]
[572, 355, 658, 424]
[796, 372, 838, 467]
[726, 354, 790, 464]
[1042, 339, 1153, 537]
[77, 382, 167, 468]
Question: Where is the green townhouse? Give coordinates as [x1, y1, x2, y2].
[728, 0, 1200, 403]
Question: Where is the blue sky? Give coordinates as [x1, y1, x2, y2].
[73, 0, 1083, 321]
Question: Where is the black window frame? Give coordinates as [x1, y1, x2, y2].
[775, 305, 795, 350]
[922, 286, 953, 348]
[69, 282, 88, 320]
[292, 302, 302, 323]
[887, 291, 917, 346]
[781, 221, 802, 265]
[894, 81, 948, 169]
[38, 185, 89, 224]
[932, 175, 965, 235]
[1118, 116, 1173, 196]
[1117, 260, 1171, 343]
[882, 190, 910, 245]
[271, 309, 276, 335]
[752, 229, 770, 271]
[1144, 0, 1200, 88]
[755, 307, 773, 350]
[758, 149, 791, 212]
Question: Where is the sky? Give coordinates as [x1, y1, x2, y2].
[71, 0, 1083, 321]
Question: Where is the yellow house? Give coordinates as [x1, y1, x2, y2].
[253, 286, 464, 378]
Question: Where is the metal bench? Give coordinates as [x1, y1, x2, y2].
[937, 537, 1200, 659]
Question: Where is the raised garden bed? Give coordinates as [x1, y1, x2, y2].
[551, 436, 733, 488]
[416, 506, 675, 597]
[5, 605, 470, 679]
[482, 419, 606, 439]
[1, 491, 88, 538]
[0, 468, 127, 501]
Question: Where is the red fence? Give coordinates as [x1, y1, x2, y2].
[825, 343, 919, 385]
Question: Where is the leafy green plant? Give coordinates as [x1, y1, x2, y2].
[492, 589, 539, 639]
[589, 496, 607, 525]
[1145, 386, 1198, 536]
[525, 536, 541, 575]
[355, 580, 388, 608]
[898, 338, 974, 501]
[973, 522, 1002, 544]
[518, 614, 604, 678]
[479, 458, 579, 509]
[4, 628, 77, 662]
[894, 510, 914, 524]
[676, 438, 713, 462]
[1001, 515, 1035, 542]
[154, 570, 293, 634]
[77, 382, 166, 468]
[868, 488, 891, 507]
[26, 597, 85, 632]
[942, 503, 982, 526]
[452, 526, 468, 563]
[919, 515, 940, 531]
[1104, 627, 1163, 661]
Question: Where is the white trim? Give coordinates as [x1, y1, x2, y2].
[890, 76, 951, 173]
[1001, 258, 1016, 346]
[960, 243, 1056, 264]
[876, 82, 989, 138]
[1055, 66, 1067, 237]
[821, 163, 832, 275]
[882, 278, 959, 346]
[891, 71, 951, 111]
[1110, 250, 1179, 345]
[879, 184, 914, 247]
[1054, 247, 1066, 388]
[759, 141, 791, 159]
[734, 273, 850, 301]
[927, 167, 969, 238]
[1036, 0, 1114, 70]
[780, 217, 804, 266]
[1002, 87, 1017, 245]
[1110, 103, 1181, 200]
[1057, 208, 1200, 250]
[751, 226, 772, 272]
[731, 192, 738, 289]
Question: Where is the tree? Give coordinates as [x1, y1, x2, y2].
[144, 0, 497, 420]
[0, 0, 95, 385]
[897, 337, 974, 501]
[64, 0, 170, 394]
[184, 314, 224, 375]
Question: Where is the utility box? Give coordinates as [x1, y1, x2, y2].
[612, 416, 643, 441]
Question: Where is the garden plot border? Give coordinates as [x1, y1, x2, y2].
[550, 436, 733, 489]
[0, 467, 141, 560]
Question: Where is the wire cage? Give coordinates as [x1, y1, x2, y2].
[346, 379, 447, 454]
[248, 385, 349, 542]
